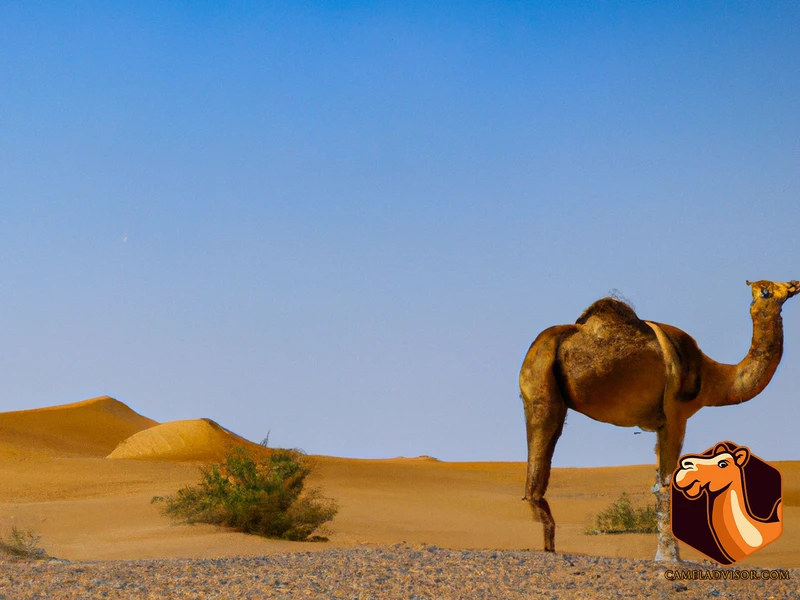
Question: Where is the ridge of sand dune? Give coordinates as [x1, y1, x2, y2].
[107, 418, 266, 461]
[0, 396, 157, 459]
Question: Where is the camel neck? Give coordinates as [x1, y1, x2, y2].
[704, 304, 784, 406]
[735, 304, 784, 402]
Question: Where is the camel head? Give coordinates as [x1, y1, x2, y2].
[674, 443, 750, 499]
[745, 280, 800, 307]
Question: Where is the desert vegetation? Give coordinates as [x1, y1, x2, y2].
[585, 492, 657, 535]
[0, 527, 47, 560]
[153, 445, 338, 541]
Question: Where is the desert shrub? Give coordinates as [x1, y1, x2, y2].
[0, 527, 47, 559]
[153, 447, 338, 541]
[585, 492, 657, 535]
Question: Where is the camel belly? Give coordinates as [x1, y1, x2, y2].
[558, 341, 667, 429]
[568, 384, 666, 429]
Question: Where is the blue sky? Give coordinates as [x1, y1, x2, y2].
[1, 2, 798, 466]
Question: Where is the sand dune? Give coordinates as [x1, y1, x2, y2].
[107, 418, 268, 461]
[0, 396, 156, 458]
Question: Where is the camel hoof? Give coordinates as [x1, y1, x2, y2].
[654, 547, 681, 562]
[654, 555, 681, 563]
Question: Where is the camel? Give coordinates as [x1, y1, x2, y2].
[673, 443, 782, 563]
[518, 279, 798, 561]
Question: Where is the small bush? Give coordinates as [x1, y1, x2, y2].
[585, 492, 657, 535]
[153, 447, 338, 541]
[0, 527, 47, 559]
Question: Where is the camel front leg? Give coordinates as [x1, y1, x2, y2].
[653, 421, 685, 562]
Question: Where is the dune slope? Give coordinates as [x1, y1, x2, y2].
[0, 396, 157, 458]
[107, 418, 266, 461]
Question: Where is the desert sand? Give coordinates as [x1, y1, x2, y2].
[0, 397, 797, 597]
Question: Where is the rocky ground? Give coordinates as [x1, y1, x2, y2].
[0, 544, 797, 599]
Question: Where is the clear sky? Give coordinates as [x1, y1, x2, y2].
[1, 2, 798, 467]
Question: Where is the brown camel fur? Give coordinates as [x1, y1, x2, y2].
[519, 279, 798, 561]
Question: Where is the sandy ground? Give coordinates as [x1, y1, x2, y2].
[0, 396, 797, 597]
[0, 454, 797, 569]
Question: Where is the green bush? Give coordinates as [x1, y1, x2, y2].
[585, 492, 657, 535]
[153, 447, 338, 541]
[0, 527, 47, 559]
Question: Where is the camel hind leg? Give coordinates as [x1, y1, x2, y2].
[523, 404, 566, 552]
[520, 330, 568, 552]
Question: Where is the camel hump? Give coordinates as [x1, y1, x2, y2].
[650, 322, 703, 402]
[576, 297, 652, 335]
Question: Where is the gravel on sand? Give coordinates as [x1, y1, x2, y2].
[0, 544, 797, 599]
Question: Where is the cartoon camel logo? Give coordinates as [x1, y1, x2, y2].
[672, 442, 782, 564]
